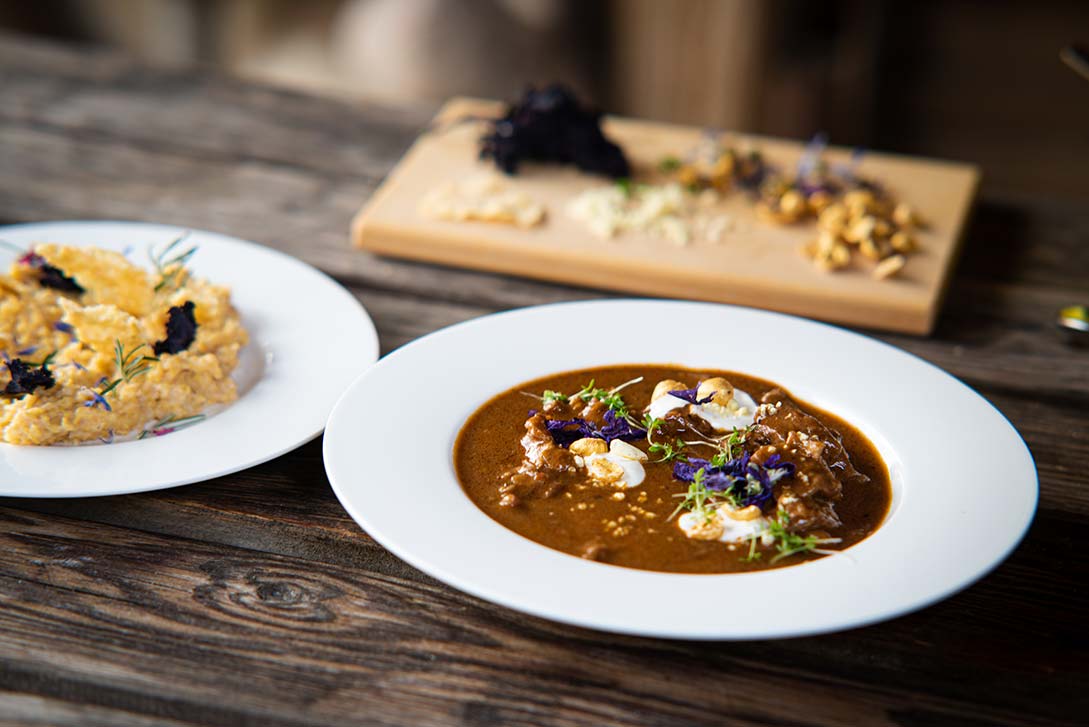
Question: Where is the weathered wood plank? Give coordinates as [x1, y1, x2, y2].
[0, 509, 1082, 727]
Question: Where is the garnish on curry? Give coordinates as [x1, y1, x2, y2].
[455, 365, 891, 573]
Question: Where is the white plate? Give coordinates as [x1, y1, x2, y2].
[0, 221, 378, 497]
[324, 300, 1037, 640]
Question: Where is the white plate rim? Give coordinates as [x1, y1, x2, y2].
[323, 299, 1038, 640]
[0, 220, 379, 497]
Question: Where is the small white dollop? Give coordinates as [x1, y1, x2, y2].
[585, 452, 646, 488]
[645, 388, 759, 432]
[690, 389, 758, 431]
[647, 393, 689, 420]
[678, 506, 774, 544]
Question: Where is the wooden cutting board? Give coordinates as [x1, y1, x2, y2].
[352, 98, 980, 334]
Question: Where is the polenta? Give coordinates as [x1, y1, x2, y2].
[0, 241, 247, 445]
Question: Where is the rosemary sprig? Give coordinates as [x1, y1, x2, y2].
[137, 413, 207, 439]
[149, 233, 197, 292]
[96, 340, 158, 399]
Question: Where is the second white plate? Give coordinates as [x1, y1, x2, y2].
[0, 220, 379, 497]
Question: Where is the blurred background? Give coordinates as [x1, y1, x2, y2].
[4, 0, 1087, 204]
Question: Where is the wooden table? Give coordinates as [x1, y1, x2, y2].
[0, 33, 1084, 726]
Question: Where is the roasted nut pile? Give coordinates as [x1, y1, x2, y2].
[662, 136, 926, 280]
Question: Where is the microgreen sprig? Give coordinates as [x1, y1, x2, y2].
[542, 390, 567, 405]
[669, 468, 713, 522]
[534, 377, 643, 419]
[668, 466, 740, 522]
[649, 437, 687, 463]
[711, 424, 755, 466]
[764, 511, 842, 564]
[150, 233, 197, 292]
[574, 379, 632, 417]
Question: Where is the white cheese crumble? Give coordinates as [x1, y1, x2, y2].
[419, 174, 545, 228]
[566, 182, 735, 246]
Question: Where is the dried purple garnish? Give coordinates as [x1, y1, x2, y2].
[545, 410, 645, 447]
[673, 453, 795, 509]
[153, 301, 197, 355]
[19, 252, 84, 294]
[53, 321, 76, 336]
[668, 386, 714, 405]
[3, 358, 56, 397]
[480, 85, 631, 179]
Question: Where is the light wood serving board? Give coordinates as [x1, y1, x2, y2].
[352, 98, 980, 334]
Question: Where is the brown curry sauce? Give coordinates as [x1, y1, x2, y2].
[454, 365, 892, 574]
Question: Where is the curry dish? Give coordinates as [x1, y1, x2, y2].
[455, 365, 891, 573]
[0, 240, 247, 445]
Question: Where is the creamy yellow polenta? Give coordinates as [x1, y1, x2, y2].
[0, 243, 247, 445]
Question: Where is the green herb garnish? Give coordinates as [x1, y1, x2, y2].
[710, 424, 755, 466]
[659, 156, 682, 172]
[649, 437, 687, 463]
[574, 379, 631, 417]
[669, 467, 713, 522]
[150, 233, 197, 292]
[765, 511, 841, 564]
[542, 390, 567, 405]
[138, 413, 207, 439]
[98, 340, 158, 398]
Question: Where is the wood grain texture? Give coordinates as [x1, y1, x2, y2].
[0, 31, 1084, 726]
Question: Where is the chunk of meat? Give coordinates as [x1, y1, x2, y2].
[755, 389, 868, 487]
[520, 413, 579, 473]
[777, 485, 841, 531]
[753, 389, 869, 533]
[578, 398, 611, 426]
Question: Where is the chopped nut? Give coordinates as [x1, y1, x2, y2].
[696, 377, 734, 406]
[779, 190, 807, 218]
[724, 505, 762, 521]
[651, 379, 687, 402]
[859, 236, 884, 261]
[611, 491, 626, 501]
[890, 231, 916, 253]
[873, 254, 907, 279]
[587, 456, 624, 484]
[845, 216, 877, 243]
[816, 230, 839, 255]
[818, 204, 848, 233]
[682, 513, 724, 541]
[843, 189, 876, 215]
[892, 202, 920, 228]
[570, 437, 608, 456]
[808, 190, 833, 213]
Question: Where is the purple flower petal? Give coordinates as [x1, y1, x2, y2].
[672, 452, 793, 509]
[545, 409, 645, 447]
[668, 386, 714, 405]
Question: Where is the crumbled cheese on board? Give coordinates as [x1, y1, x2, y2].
[419, 174, 545, 228]
[566, 182, 736, 246]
